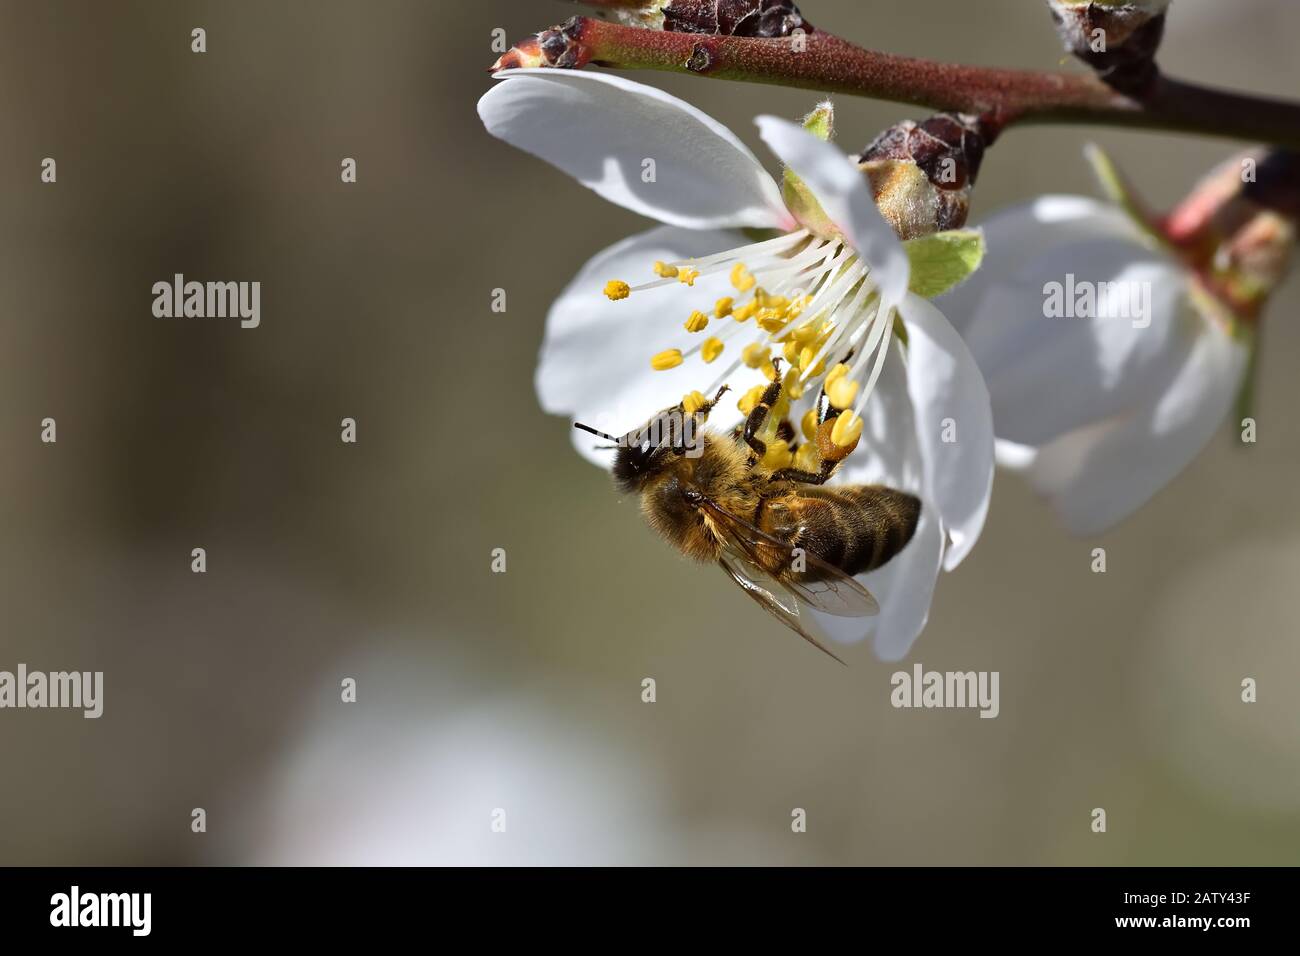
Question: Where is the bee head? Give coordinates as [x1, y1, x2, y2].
[576, 409, 700, 493]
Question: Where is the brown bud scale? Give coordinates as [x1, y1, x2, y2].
[1049, 4, 1166, 93]
[859, 113, 986, 191]
[662, 0, 811, 38]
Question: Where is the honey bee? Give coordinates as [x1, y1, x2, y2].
[576, 359, 920, 664]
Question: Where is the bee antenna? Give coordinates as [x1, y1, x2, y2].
[574, 421, 620, 443]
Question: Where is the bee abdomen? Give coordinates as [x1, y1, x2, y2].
[793, 486, 921, 577]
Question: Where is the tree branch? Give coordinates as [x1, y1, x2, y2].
[493, 18, 1300, 150]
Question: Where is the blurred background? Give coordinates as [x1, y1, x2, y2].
[1, 0, 1297, 865]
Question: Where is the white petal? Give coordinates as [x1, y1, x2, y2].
[940, 195, 1138, 339]
[942, 201, 1192, 446]
[832, 338, 923, 492]
[897, 294, 995, 570]
[1022, 318, 1249, 534]
[479, 70, 790, 230]
[755, 115, 910, 314]
[813, 502, 944, 662]
[994, 439, 1038, 470]
[536, 225, 749, 468]
[954, 195, 1139, 292]
[818, 339, 943, 658]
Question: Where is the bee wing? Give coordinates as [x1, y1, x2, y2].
[717, 550, 847, 666]
[699, 496, 880, 619]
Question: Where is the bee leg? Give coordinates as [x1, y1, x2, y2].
[693, 384, 731, 420]
[742, 359, 785, 462]
[770, 459, 837, 486]
[667, 385, 731, 456]
[775, 418, 797, 450]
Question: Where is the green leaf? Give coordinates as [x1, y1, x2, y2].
[903, 229, 986, 298]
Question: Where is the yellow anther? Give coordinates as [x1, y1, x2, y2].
[737, 384, 767, 416]
[732, 300, 759, 323]
[794, 441, 821, 473]
[760, 359, 777, 382]
[831, 410, 864, 448]
[782, 340, 802, 366]
[792, 323, 818, 346]
[730, 263, 756, 292]
[701, 337, 725, 364]
[762, 442, 793, 472]
[714, 297, 734, 318]
[684, 310, 709, 333]
[757, 311, 790, 334]
[828, 376, 859, 410]
[677, 267, 700, 286]
[806, 356, 827, 378]
[651, 349, 684, 371]
[604, 280, 631, 301]
[799, 346, 817, 371]
[825, 362, 851, 388]
[682, 390, 708, 415]
[742, 343, 768, 369]
[783, 370, 805, 400]
[800, 408, 819, 442]
[653, 261, 679, 278]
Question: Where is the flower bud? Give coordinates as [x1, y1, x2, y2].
[1047, 0, 1169, 91]
[1166, 150, 1299, 319]
[856, 114, 986, 240]
[491, 17, 592, 72]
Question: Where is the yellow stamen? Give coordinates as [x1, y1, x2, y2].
[701, 337, 725, 364]
[792, 323, 819, 346]
[782, 340, 802, 366]
[732, 300, 759, 323]
[760, 359, 777, 382]
[800, 409, 819, 442]
[757, 310, 790, 334]
[682, 390, 708, 415]
[828, 376, 859, 410]
[653, 261, 679, 278]
[603, 280, 630, 301]
[684, 310, 709, 333]
[762, 442, 793, 472]
[794, 441, 821, 473]
[831, 410, 864, 448]
[651, 349, 684, 371]
[783, 369, 805, 400]
[714, 297, 734, 318]
[741, 343, 768, 369]
[737, 384, 767, 416]
[677, 267, 700, 287]
[825, 362, 851, 388]
[730, 263, 756, 292]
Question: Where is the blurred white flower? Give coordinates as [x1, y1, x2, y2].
[478, 71, 993, 659]
[942, 191, 1250, 535]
